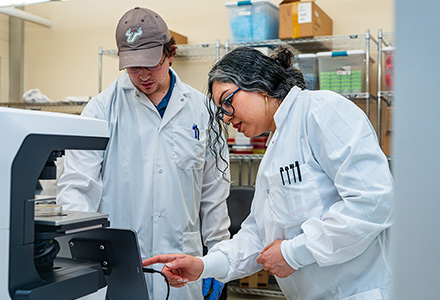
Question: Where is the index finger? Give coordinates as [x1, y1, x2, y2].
[142, 254, 186, 267]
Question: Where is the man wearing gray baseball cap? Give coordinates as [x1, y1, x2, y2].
[58, 7, 230, 300]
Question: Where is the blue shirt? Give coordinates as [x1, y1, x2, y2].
[155, 70, 175, 118]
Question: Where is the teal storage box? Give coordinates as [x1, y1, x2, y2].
[317, 50, 374, 94]
[225, 0, 279, 42]
[293, 53, 319, 90]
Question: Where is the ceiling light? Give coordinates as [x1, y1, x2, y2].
[0, 0, 67, 8]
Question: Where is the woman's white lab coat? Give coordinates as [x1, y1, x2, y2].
[209, 87, 393, 299]
[57, 70, 231, 300]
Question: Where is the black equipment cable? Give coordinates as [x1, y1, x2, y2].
[143, 267, 170, 300]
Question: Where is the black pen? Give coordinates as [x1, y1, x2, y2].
[289, 163, 296, 183]
[295, 161, 302, 182]
[279, 167, 285, 185]
[284, 166, 291, 184]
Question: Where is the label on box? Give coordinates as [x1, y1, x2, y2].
[298, 2, 312, 24]
[238, 11, 251, 16]
[337, 66, 352, 75]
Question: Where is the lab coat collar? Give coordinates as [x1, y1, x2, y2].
[119, 69, 191, 130]
[273, 86, 301, 127]
[267, 86, 301, 145]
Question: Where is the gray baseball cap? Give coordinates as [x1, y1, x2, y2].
[116, 7, 170, 70]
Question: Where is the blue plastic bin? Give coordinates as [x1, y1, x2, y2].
[225, 0, 279, 42]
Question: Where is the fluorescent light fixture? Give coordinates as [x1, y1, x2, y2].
[0, 0, 66, 7]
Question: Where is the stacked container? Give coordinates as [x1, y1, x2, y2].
[232, 132, 253, 154]
[225, 0, 279, 42]
[317, 50, 374, 94]
[292, 53, 319, 90]
[382, 47, 395, 91]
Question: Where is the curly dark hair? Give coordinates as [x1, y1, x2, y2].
[205, 45, 306, 179]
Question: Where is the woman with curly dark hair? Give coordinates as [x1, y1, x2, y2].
[144, 46, 393, 300]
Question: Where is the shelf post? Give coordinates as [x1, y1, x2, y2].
[377, 29, 383, 145]
[98, 46, 103, 93]
[365, 30, 371, 118]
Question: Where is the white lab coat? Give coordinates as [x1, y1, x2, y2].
[57, 70, 231, 300]
[209, 87, 393, 300]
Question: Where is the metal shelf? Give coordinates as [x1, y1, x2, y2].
[378, 91, 394, 106]
[98, 40, 224, 92]
[0, 101, 86, 114]
[227, 33, 378, 53]
[377, 30, 396, 145]
[227, 281, 285, 298]
[230, 154, 264, 161]
[381, 32, 396, 48]
[99, 42, 225, 60]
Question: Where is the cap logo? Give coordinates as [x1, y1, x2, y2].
[125, 27, 143, 44]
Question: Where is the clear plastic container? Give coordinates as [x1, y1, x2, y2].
[225, 0, 279, 42]
[382, 47, 395, 91]
[317, 50, 374, 93]
[293, 53, 319, 90]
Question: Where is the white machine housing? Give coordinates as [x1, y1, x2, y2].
[0, 107, 109, 299]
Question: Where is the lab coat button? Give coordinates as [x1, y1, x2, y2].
[266, 189, 269, 194]
[157, 213, 162, 217]
[159, 169, 163, 174]
[181, 98, 184, 102]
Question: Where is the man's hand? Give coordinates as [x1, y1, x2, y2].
[256, 240, 296, 278]
[203, 278, 225, 300]
[142, 254, 203, 287]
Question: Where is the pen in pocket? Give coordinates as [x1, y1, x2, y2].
[192, 124, 199, 140]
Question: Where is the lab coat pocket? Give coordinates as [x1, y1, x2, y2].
[182, 231, 203, 257]
[341, 288, 383, 300]
[267, 163, 323, 229]
[172, 126, 207, 170]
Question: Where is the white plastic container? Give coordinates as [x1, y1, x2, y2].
[293, 53, 318, 90]
[225, 0, 279, 42]
[317, 50, 374, 94]
[382, 47, 395, 91]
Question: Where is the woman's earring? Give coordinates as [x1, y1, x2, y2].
[265, 95, 269, 115]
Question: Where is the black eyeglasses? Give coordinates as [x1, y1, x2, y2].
[217, 88, 241, 124]
[125, 55, 167, 74]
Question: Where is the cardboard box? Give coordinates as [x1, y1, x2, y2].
[382, 131, 392, 156]
[279, 0, 332, 39]
[239, 270, 269, 288]
[169, 30, 188, 44]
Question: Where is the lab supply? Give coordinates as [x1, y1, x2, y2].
[382, 47, 395, 91]
[225, 0, 279, 42]
[293, 53, 319, 90]
[317, 50, 374, 94]
[232, 144, 254, 154]
[279, 0, 332, 39]
[250, 135, 268, 154]
[22, 88, 52, 103]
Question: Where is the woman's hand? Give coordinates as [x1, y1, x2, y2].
[256, 240, 296, 278]
[142, 254, 204, 287]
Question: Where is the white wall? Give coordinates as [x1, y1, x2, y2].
[13, 0, 395, 101]
[0, 13, 9, 102]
